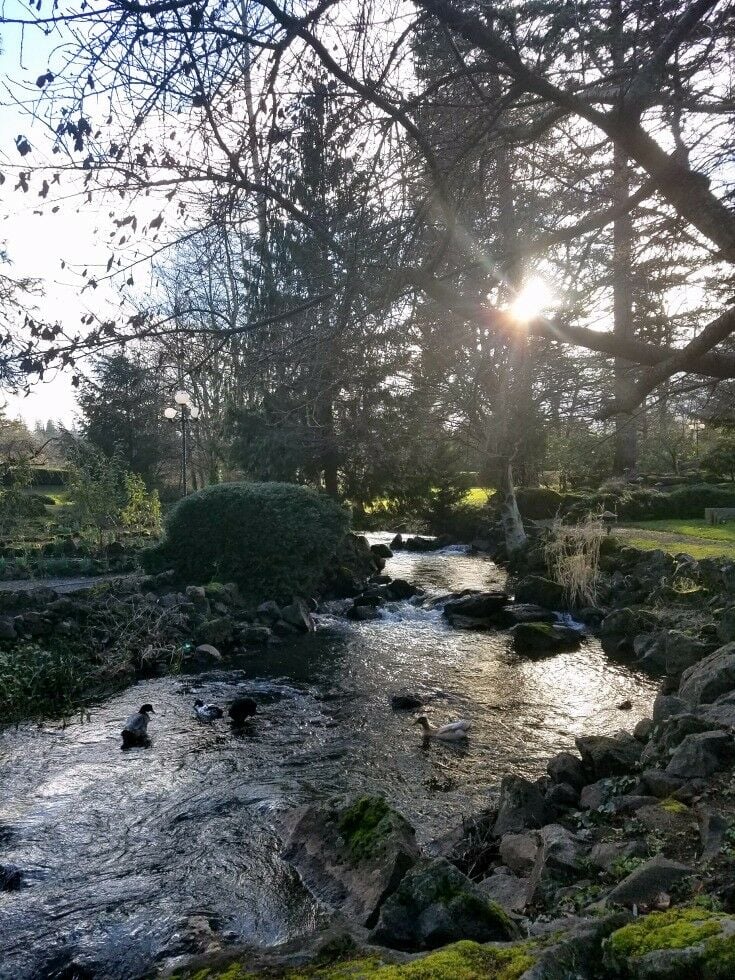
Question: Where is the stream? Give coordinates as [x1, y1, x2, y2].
[0, 535, 658, 979]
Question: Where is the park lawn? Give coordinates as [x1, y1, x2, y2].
[620, 518, 735, 560]
[364, 486, 495, 514]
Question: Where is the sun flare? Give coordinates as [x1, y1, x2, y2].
[508, 277, 554, 323]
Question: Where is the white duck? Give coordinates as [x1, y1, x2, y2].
[414, 715, 471, 741]
[193, 698, 224, 721]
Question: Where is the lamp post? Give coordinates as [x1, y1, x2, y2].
[688, 420, 704, 457]
[164, 390, 200, 495]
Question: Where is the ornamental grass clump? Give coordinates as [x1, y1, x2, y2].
[142, 481, 350, 605]
[544, 511, 605, 607]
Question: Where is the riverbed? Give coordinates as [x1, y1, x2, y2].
[0, 536, 657, 979]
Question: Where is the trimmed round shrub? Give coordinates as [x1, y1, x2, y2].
[514, 487, 563, 520]
[142, 482, 350, 604]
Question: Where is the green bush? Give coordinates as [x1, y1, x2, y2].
[142, 481, 351, 604]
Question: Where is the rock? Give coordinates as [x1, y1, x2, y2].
[666, 730, 735, 778]
[636, 802, 695, 835]
[512, 622, 582, 654]
[717, 605, 735, 643]
[502, 603, 556, 624]
[617, 699, 633, 710]
[499, 832, 539, 875]
[272, 619, 298, 636]
[283, 796, 419, 928]
[637, 770, 685, 799]
[576, 731, 642, 780]
[182, 643, 223, 670]
[494, 776, 549, 836]
[477, 872, 529, 912]
[513, 576, 565, 610]
[185, 585, 209, 612]
[369, 857, 518, 950]
[546, 782, 580, 810]
[534, 824, 583, 881]
[579, 779, 616, 811]
[442, 591, 510, 621]
[390, 693, 424, 711]
[697, 805, 729, 861]
[256, 600, 282, 621]
[547, 751, 587, 790]
[353, 592, 386, 608]
[0, 616, 17, 640]
[20, 611, 53, 637]
[390, 533, 403, 549]
[604, 854, 692, 908]
[239, 625, 271, 645]
[652, 692, 686, 722]
[388, 579, 419, 601]
[159, 591, 185, 609]
[679, 642, 735, 705]
[589, 839, 647, 872]
[195, 616, 234, 647]
[347, 604, 382, 621]
[279, 598, 314, 632]
[633, 718, 654, 742]
[229, 697, 257, 724]
[371, 543, 393, 559]
[637, 629, 714, 674]
[0, 863, 21, 891]
[525, 913, 630, 980]
[600, 607, 657, 639]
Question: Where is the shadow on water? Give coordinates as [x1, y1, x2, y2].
[0, 535, 657, 979]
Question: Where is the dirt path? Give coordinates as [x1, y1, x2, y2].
[0, 573, 136, 594]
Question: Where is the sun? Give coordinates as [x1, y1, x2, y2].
[508, 277, 553, 323]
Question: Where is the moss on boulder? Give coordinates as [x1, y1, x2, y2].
[604, 905, 735, 978]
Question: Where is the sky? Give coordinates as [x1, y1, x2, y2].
[0, 4, 125, 428]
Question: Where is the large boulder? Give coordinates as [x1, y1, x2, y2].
[477, 872, 530, 913]
[283, 796, 419, 927]
[512, 622, 582, 655]
[513, 576, 565, 610]
[494, 776, 549, 837]
[369, 858, 518, 950]
[443, 591, 510, 624]
[603, 854, 692, 908]
[679, 643, 735, 705]
[637, 630, 714, 675]
[600, 607, 657, 639]
[547, 751, 587, 791]
[279, 598, 314, 632]
[575, 731, 643, 780]
[666, 731, 735, 779]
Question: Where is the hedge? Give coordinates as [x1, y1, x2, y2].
[142, 481, 350, 604]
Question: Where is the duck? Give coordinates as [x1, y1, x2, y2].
[414, 715, 471, 741]
[121, 704, 154, 747]
[193, 698, 224, 721]
[229, 696, 258, 724]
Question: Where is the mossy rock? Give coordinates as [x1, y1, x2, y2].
[337, 796, 412, 862]
[173, 939, 537, 979]
[370, 858, 519, 951]
[604, 905, 735, 978]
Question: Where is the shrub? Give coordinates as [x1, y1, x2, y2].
[142, 481, 350, 604]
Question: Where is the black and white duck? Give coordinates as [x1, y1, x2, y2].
[121, 704, 154, 747]
[193, 698, 224, 721]
[228, 696, 258, 724]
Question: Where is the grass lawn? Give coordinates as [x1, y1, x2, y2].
[619, 518, 735, 560]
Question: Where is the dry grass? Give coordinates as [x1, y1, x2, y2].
[544, 512, 605, 607]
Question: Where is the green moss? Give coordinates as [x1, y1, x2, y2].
[337, 796, 409, 861]
[606, 906, 735, 973]
[188, 941, 537, 979]
[659, 797, 689, 815]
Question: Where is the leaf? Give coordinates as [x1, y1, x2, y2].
[149, 214, 163, 231]
[15, 135, 31, 156]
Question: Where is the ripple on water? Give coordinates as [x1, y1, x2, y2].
[0, 538, 657, 979]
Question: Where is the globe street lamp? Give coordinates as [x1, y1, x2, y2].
[165, 392, 199, 495]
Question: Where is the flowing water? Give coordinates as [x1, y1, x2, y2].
[0, 536, 657, 979]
